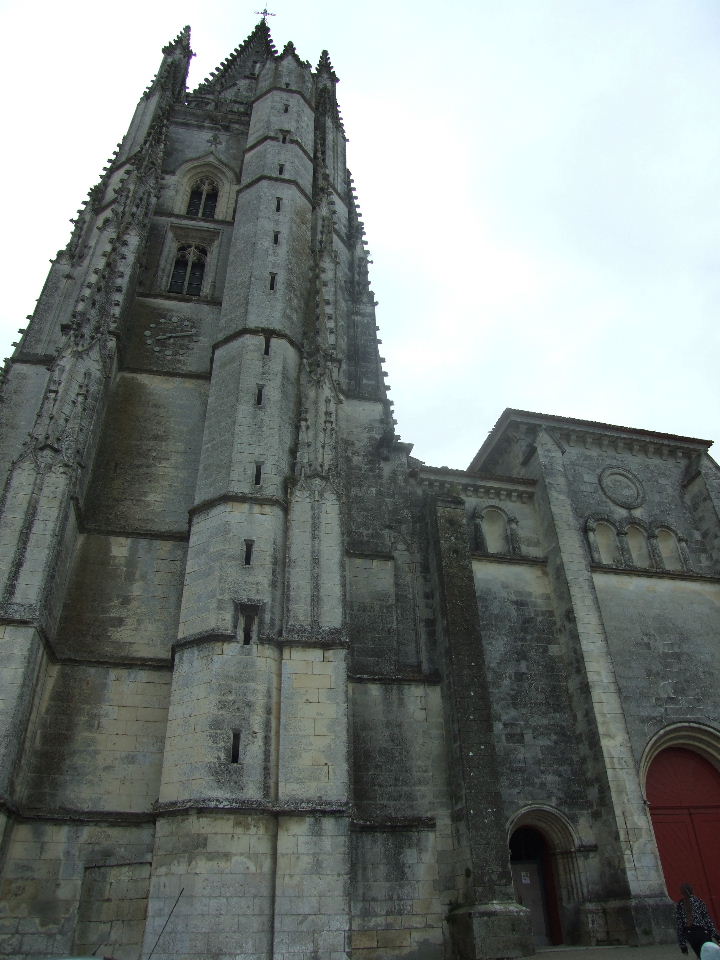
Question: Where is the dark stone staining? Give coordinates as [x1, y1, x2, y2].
[54, 534, 186, 661]
[83, 373, 207, 534]
[475, 565, 590, 816]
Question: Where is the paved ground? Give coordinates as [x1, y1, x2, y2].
[538, 945, 681, 960]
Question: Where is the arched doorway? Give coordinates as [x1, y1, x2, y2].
[509, 826, 563, 945]
[647, 747, 720, 920]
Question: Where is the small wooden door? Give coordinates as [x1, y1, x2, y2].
[511, 860, 549, 945]
[647, 747, 720, 920]
[509, 826, 562, 944]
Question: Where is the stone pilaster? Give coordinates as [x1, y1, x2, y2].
[533, 429, 670, 943]
[429, 494, 533, 960]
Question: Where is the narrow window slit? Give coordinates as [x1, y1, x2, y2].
[243, 614, 254, 645]
[244, 540, 254, 565]
[281, 133, 288, 144]
[254, 463, 262, 485]
[256, 385, 264, 406]
[275, 197, 282, 211]
[273, 231, 280, 245]
[269, 273, 276, 291]
[264, 334, 272, 355]
[231, 731, 241, 763]
[278, 164, 284, 176]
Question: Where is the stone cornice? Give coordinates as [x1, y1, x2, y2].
[189, 491, 288, 517]
[470, 408, 713, 473]
[237, 172, 313, 208]
[418, 468, 535, 504]
[0, 796, 156, 825]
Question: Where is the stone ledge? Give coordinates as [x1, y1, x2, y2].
[154, 798, 350, 816]
[0, 797, 156, 825]
[189, 492, 288, 516]
[350, 816, 436, 831]
[120, 364, 211, 381]
[349, 671, 441, 685]
[591, 564, 720, 583]
[471, 553, 546, 566]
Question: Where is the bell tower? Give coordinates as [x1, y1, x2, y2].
[0, 18, 538, 960]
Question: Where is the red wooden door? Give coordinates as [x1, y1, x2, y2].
[647, 748, 720, 921]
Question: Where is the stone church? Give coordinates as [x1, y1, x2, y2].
[0, 19, 719, 960]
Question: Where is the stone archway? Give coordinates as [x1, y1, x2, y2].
[507, 807, 583, 946]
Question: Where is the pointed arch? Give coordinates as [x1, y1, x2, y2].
[173, 155, 238, 221]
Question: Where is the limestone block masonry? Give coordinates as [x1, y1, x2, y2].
[0, 17, 718, 960]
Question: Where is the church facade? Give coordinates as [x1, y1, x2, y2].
[0, 20, 719, 960]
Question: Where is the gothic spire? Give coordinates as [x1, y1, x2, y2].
[162, 24, 192, 57]
[316, 49, 339, 84]
[192, 19, 277, 95]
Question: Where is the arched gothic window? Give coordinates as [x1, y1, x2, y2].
[186, 177, 219, 219]
[168, 243, 208, 296]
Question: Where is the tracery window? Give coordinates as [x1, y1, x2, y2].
[186, 177, 219, 219]
[168, 243, 208, 296]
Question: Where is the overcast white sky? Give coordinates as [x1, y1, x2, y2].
[0, 0, 718, 467]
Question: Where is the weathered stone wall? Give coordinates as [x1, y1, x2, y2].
[141, 812, 275, 960]
[350, 827, 446, 960]
[350, 682, 446, 821]
[73, 860, 151, 960]
[54, 533, 185, 661]
[84, 372, 207, 534]
[0, 821, 154, 959]
[595, 572, 720, 761]
[473, 559, 590, 821]
[20, 663, 170, 813]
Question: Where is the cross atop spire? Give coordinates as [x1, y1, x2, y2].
[255, 7, 275, 22]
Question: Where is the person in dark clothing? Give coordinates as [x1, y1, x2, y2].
[676, 883, 719, 958]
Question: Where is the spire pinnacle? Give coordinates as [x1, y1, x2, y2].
[191, 19, 276, 95]
[163, 25, 192, 56]
[316, 50, 339, 83]
[255, 7, 276, 22]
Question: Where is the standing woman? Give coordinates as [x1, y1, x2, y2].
[677, 883, 719, 958]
